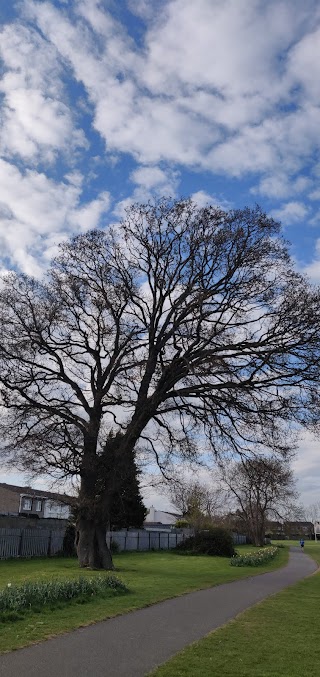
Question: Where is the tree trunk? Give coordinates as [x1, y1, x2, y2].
[76, 517, 114, 570]
[76, 427, 114, 570]
[250, 522, 265, 547]
[76, 428, 144, 569]
[246, 518, 261, 547]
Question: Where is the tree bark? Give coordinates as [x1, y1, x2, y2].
[249, 521, 265, 547]
[75, 426, 114, 570]
[76, 517, 114, 570]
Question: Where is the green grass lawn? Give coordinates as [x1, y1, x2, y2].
[150, 541, 319, 677]
[0, 545, 287, 654]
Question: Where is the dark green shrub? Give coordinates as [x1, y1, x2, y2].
[110, 539, 120, 554]
[62, 523, 77, 557]
[176, 528, 235, 557]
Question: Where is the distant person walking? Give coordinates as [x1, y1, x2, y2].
[300, 538, 305, 550]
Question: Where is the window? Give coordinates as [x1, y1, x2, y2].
[22, 497, 32, 511]
[35, 500, 42, 512]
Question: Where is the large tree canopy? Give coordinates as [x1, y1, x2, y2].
[0, 198, 320, 568]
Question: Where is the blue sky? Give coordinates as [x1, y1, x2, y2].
[1, 0, 320, 510]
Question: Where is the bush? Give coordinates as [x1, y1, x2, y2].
[175, 520, 191, 528]
[0, 574, 128, 614]
[230, 546, 278, 567]
[62, 523, 77, 557]
[110, 539, 120, 554]
[176, 528, 235, 557]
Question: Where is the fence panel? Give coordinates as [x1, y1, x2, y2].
[50, 531, 65, 555]
[232, 532, 246, 545]
[20, 529, 50, 558]
[0, 527, 67, 559]
[107, 529, 188, 552]
[106, 529, 246, 552]
[0, 528, 21, 559]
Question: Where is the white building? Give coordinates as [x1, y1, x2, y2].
[43, 499, 71, 519]
[145, 505, 181, 526]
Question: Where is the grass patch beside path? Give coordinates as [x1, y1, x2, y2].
[0, 546, 287, 654]
[150, 541, 319, 677]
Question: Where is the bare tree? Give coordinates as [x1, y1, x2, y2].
[166, 478, 223, 528]
[0, 198, 320, 568]
[220, 457, 299, 546]
[303, 501, 320, 523]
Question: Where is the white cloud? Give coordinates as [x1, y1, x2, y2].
[270, 201, 309, 225]
[301, 239, 320, 283]
[69, 191, 111, 231]
[0, 23, 86, 163]
[0, 160, 111, 275]
[309, 189, 320, 201]
[253, 174, 312, 199]
[287, 25, 320, 103]
[190, 190, 232, 210]
[114, 165, 179, 218]
[130, 166, 179, 193]
[293, 431, 320, 507]
[0, 0, 319, 278]
[23, 0, 320, 178]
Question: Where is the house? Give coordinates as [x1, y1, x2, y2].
[144, 505, 181, 529]
[266, 520, 314, 540]
[0, 482, 73, 520]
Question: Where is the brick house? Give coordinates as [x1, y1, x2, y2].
[0, 482, 73, 520]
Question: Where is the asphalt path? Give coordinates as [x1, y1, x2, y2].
[0, 547, 316, 677]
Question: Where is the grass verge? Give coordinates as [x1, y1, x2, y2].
[150, 542, 319, 677]
[0, 546, 287, 653]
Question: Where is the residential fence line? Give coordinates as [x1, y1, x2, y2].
[0, 527, 247, 560]
[106, 529, 247, 552]
[0, 527, 65, 559]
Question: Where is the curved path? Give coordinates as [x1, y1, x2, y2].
[0, 548, 316, 677]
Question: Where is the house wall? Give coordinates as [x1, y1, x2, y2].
[145, 506, 178, 525]
[0, 486, 20, 514]
[0, 485, 72, 520]
[0, 515, 69, 530]
[43, 500, 71, 519]
[19, 494, 45, 517]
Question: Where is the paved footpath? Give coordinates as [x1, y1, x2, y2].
[0, 548, 316, 677]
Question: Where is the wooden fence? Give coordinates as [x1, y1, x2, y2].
[0, 527, 65, 559]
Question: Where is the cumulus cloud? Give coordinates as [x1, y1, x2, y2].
[0, 23, 86, 163]
[22, 0, 320, 179]
[130, 166, 179, 194]
[270, 201, 309, 226]
[0, 0, 320, 274]
[190, 190, 232, 210]
[253, 174, 312, 200]
[0, 159, 110, 275]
